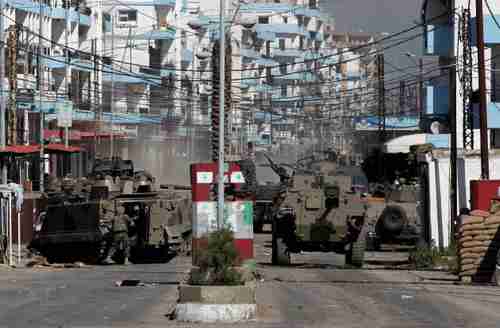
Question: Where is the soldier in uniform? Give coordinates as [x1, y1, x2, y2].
[109, 205, 131, 265]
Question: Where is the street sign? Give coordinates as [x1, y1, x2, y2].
[56, 100, 73, 128]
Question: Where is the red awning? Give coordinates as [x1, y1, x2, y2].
[0, 145, 40, 154]
[45, 143, 82, 153]
[0, 143, 82, 156]
[44, 129, 125, 140]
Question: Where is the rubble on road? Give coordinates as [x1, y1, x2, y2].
[26, 255, 87, 269]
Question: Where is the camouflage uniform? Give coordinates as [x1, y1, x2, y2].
[110, 206, 131, 264]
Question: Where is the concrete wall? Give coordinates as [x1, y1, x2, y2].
[425, 151, 500, 248]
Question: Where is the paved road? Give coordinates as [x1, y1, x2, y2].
[2, 234, 500, 327]
[0, 258, 189, 328]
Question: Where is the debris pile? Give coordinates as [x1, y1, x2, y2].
[458, 209, 500, 283]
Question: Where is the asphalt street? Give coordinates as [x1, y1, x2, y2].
[1, 234, 500, 327]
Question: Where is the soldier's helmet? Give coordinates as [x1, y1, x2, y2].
[117, 206, 126, 215]
[134, 173, 152, 193]
[61, 177, 75, 192]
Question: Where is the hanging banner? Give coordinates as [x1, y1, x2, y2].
[56, 100, 73, 128]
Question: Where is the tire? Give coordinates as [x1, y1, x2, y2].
[96, 240, 111, 264]
[379, 205, 407, 235]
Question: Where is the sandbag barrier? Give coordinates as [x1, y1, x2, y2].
[458, 209, 500, 283]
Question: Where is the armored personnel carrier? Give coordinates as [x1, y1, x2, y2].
[266, 151, 368, 267]
[31, 157, 192, 263]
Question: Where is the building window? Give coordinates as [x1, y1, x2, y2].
[280, 64, 286, 75]
[283, 16, 288, 24]
[181, 30, 187, 48]
[281, 85, 287, 97]
[279, 39, 285, 51]
[258, 16, 269, 24]
[299, 36, 304, 50]
[118, 9, 137, 25]
[309, 0, 317, 9]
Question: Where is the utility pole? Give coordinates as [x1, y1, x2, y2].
[399, 80, 405, 112]
[269, 103, 273, 148]
[64, 0, 70, 148]
[461, 8, 474, 150]
[110, 12, 115, 158]
[38, 0, 44, 192]
[0, 0, 6, 183]
[98, 2, 103, 146]
[377, 53, 386, 143]
[217, 0, 226, 229]
[449, 56, 458, 239]
[7, 27, 17, 146]
[377, 53, 386, 180]
[476, 0, 489, 179]
[418, 58, 423, 114]
[92, 39, 97, 149]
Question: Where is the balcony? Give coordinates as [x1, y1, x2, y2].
[133, 27, 176, 40]
[255, 24, 306, 38]
[254, 57, 277, 67]
[240, 3, 293, 14]
[241, 48, 261, 60]
[153, 0, 175, 7]
[5, 0, 91, 26]
[273, 49, 303, 59]
[294, 7, 320, 18]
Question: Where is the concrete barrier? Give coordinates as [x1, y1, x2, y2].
[175, 284, 256, 322]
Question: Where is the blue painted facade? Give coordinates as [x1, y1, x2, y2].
[425, 85, 449, 115]
[425, 24, 453, 56]
[471, 15, 500, 45]
[6, 0, 91, 26]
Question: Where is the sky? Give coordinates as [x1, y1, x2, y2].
[321, 0, 424, 68]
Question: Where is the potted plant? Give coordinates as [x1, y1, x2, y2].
[175, 228, 257, 322]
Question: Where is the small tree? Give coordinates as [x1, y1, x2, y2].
[189, 228, 243, 286]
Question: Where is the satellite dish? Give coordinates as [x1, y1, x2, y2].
[430, 121, 441, 135]
[240, 16, 257, 29]
[187, 19, 203, 30]
[196, 50, 210, 60]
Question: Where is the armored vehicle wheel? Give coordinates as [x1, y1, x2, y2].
[379, 205, 407, 235]
[96, 240, 111, 263]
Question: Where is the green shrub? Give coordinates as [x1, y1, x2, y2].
[189, 228, 243, 286]
[409, 241, 458, 272]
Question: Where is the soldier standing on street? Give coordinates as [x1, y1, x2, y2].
[110, 205, 131, 265]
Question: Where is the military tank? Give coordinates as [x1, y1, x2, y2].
[30, 157, 192, 263]
[266, 151, 369, 267]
